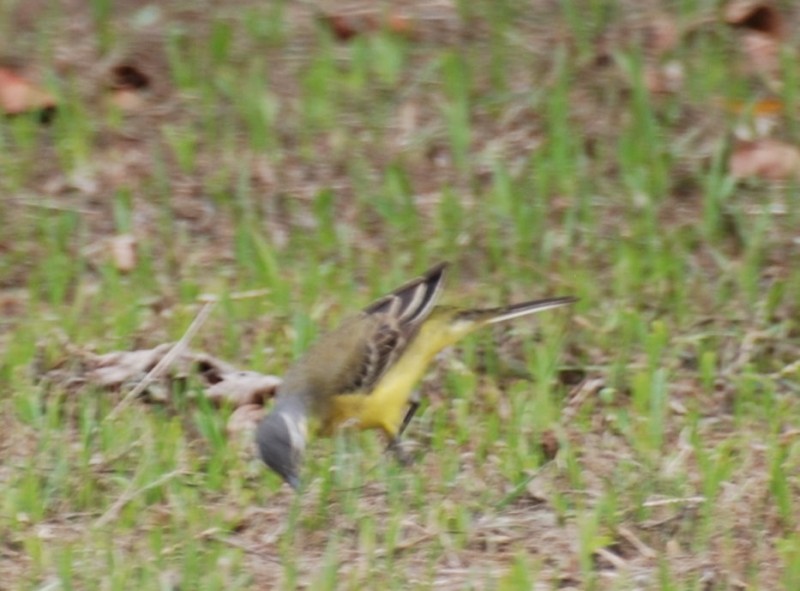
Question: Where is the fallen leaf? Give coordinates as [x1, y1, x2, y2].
[110, 63, 150, 91]
[81, 345, 279, 403]
[0, 289, 26, 319]
[557, 368, 586, 387]
[109, 234, 137, 273]
[385, 13, 414, 37]
[84, 346, 232, 390]
[320, 13, 374, 40]
[88, 343, 174, 388]
[109, 88, 146, 111]
[644, 60, 684, 94]
[108, 63, 150, 112]
[740, 31, 781, 80]
[724, 2, 784, 83]
[724, 96, 784, 115]
[524, 479, 549, 504]
[643, 14, 681, 57]
[0, 67, 56, 118]
[724, 1, 782, 38]
[205, 371, 281, 408]
[44, 344, 282, 428]
[539, 429, 559, 461]
[226, 403, 266, 439]
[193, 353, 249, 382]
[729, 139, 800, 181]
[666, 538, 683, 557]
[319, 11, 414, 41]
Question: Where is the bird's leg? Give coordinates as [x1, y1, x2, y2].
[387, 391, 421, 465]
[387, 437, 413, 466]
[398, 398, 420, 439]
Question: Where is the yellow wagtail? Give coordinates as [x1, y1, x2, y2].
[256, 262, 576, 489]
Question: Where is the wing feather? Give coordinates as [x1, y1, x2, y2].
[345, 263, 447, 394]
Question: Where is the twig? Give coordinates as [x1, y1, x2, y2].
[212, 534, 282, 562]
[18, 199, 97, 215]
[94, 469, 187, 528]
[771, 358, 800, 379]
[595, 547, 627, 570]
[374, 532, 437, 557]
[563, 377, 605, 420]
[104, 301, 215, 422]
[642, 496, 706, 508]
[617, 525, 656, 559]
[198, 288, 271, 303]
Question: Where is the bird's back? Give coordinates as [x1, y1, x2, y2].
[275, 263, 449, 428]
[277, 315, 376, 411]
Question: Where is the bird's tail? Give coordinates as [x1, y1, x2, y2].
[457, 296, 577, 326]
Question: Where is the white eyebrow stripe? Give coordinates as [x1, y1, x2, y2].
[279, 412, 307, 452]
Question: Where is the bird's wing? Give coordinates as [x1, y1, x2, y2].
[363, 262, 448, 324]
[342, 262, 448, 394]
[343, 321, 402, 393]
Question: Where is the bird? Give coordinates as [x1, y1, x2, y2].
[256, 262, 576, 489]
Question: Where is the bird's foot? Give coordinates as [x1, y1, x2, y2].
[387, 438, 415, 466]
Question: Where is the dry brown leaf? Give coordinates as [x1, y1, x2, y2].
[109, 89, 146, 112]
[724, 1, 782, 38]
[557, 368, 586, 387]
[107, 63, 150, 112]
[226, 403, 266, 439]
[0, 289, 26, 319]
[320, 13, 375, 40]
[729, 139, 800, 181]
[385, 13, 414, 37]
[524, 478, 549, 504]
[0, 67, 56, 117]
[740, 31, 781, 80]
[89, 343, 174, 387]
[205, 371, 281, 408]
[539, 429, 559, 461]
[49, 344, 279, 433]
[643, 14, 681, 57]
[644, 61, 684, 94]
[85, 346, 249, 391]
[724, 96, 784, 116]
[724, 2, 784, 82]
[109, 63, 150, 91]
[192, 352, 246, 384]
[319, 11, 414, 41]
[666, 538, 683, 557]
[109, 234, 137, 273]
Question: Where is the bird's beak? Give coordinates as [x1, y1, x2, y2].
[286, 474, 301, 491]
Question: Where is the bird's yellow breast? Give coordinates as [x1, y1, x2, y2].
[319, 313, 470, 437]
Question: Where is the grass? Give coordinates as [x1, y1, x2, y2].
[1, 0, 800, 589]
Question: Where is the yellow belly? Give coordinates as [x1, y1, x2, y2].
[319, 317, 461, 438]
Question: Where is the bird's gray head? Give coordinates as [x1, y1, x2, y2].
[255, 401, 308, 490]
